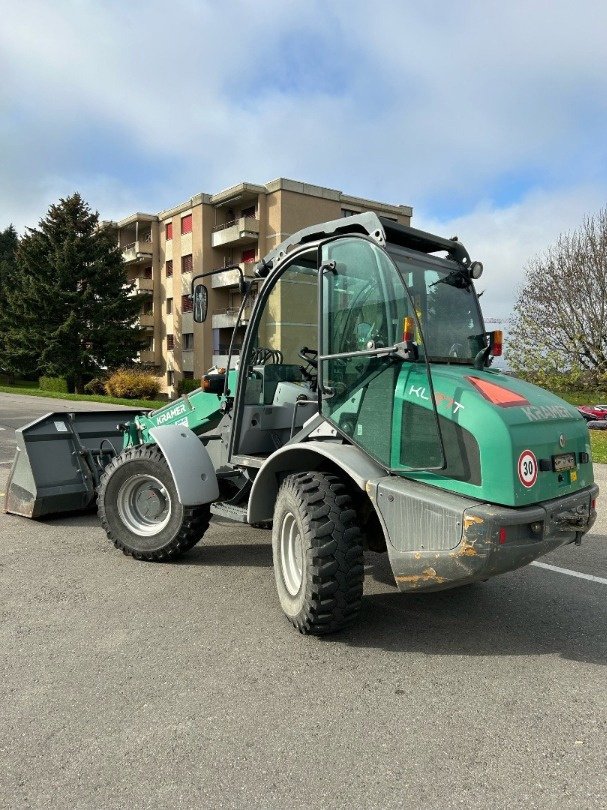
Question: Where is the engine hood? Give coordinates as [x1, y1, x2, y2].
[397, 365, 594, 507]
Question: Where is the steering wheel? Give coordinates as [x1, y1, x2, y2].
[298, 346, 318, 368]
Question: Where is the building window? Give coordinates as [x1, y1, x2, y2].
[167, 369, 174, 386]
[166, 297, 173, 315]
[181, 214, 192, 234]
[181, 254, 193, 274]
[166, 222, 173, 240]
[142, 301, 153, 316]
[143, 266, 152, 279]
[166, 260, 173, 277]
[167, 334, 174, 351]
[241, 247, 256, 263]
[183, 333, 194, 351]
[341, 208, 359, 218]
[182, 294, 193, 313]
[241, 205, 256, 219]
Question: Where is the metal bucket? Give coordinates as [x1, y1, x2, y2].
[4, 410, 142, 519]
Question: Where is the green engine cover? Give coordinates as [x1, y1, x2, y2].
[396, 366, 593, 508]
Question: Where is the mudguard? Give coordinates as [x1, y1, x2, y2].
[149, 425, 219, 506]
[247, 440, 387, 523]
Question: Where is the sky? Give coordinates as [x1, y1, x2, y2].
[2, 0, 607, 321]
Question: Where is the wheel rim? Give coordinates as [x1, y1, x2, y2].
[280, 510, 303, 596]
[117, 474, 172, 536]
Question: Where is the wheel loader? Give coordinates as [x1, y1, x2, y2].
[4, 213, 599, 634]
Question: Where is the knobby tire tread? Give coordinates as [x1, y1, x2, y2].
[97, 445, 210, 562]
[281, 471, 364, 635]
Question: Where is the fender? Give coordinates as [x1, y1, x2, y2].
[149, 425, 219, 506]
[247, 440, 387, 523]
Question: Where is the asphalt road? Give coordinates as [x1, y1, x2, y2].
[1, 393, 605, 809]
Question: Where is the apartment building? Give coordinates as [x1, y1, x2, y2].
[112, 178, 412, 397]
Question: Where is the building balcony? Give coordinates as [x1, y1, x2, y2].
[212, 349, 241, 369]
[130, 275, 154, 293]
[139, 350, 156, 365]
[211, 262, 257, 288]
[211, 217, 259, 248]
[212, 267, 242, 288]
[211, 307, 252, 330]
[139, 313, 154, 328]
[182, 352, 194, 373]
[122, 240, 154, 264]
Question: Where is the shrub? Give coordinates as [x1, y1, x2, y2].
[83, 377, 107, 395]
[39, 376, 69, 393]
[104, 368, 161, 400]
[177, 377, 200, 396]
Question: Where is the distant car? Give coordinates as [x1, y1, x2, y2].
[577, 404, 607, 421]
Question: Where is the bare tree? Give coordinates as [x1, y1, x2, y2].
[507, 208, 607, 385]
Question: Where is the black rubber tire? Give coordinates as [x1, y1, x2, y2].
[97, 445, 211, 561]
[272, 472, 364, 635]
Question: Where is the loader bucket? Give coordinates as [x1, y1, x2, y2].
[4, 410, 143, 519]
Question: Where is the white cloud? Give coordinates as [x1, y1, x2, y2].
[415, 184, 607, 320]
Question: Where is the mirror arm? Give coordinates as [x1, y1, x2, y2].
[190, 264, 249, 297]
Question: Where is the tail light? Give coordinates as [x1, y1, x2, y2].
[402, 316, 415, 343]
[490, 330, 503, 357]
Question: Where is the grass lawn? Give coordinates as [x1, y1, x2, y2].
[589, 431, 607, 464]
[0, 384, 163, 411]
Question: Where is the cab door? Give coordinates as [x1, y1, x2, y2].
[319, 236, 444, 471]
[230, 250, 320, 460]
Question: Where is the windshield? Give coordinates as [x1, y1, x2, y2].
[389, 249, 486, 363]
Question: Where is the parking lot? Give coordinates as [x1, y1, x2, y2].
[1, 392, 605, 809]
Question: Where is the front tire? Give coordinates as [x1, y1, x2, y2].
[97, 445, 211, 561]
[272, 472, 364, 635]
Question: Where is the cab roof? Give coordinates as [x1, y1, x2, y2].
[255, 212, 471, 277]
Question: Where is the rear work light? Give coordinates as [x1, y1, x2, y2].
[402, 316, 415, 343]
[490, 330, 503, 357]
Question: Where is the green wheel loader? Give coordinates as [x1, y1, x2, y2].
[4, 213, 599, 634]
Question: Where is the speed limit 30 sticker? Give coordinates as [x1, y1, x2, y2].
[517, 449, 538, 488]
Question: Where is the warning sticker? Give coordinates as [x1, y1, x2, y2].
[54, 421, 68, 433]
[518, 449, 538, 488]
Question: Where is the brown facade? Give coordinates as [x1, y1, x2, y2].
[113, 178, 412, 397]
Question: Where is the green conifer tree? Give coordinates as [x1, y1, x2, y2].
[0, 224, 20, 378]
[3, 194, 144, 391]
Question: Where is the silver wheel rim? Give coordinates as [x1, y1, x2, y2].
[117, 474, 172, 536]
[280, 510, 303, 596]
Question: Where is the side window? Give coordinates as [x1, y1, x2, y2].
[243, 253, 318, 407]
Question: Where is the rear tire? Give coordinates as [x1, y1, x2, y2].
[97, 445, 211, 561]
[272, 472, 364, 635]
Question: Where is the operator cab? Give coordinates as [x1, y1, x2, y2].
[229, 215, 488, 473]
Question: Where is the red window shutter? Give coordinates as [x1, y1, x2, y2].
[166, 260, 173, 277]
[182, 254, 193, 274]
[241, 248, 256, 263]
[167, 334, 174, 350]
[182, 294, 193, 313]
[166, 222, 173, 240]
[181, 214, 192, 234]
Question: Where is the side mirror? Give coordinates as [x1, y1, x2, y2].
[193, 284, 208, 323]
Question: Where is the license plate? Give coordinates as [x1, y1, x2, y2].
[553, 452, 576, 472]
